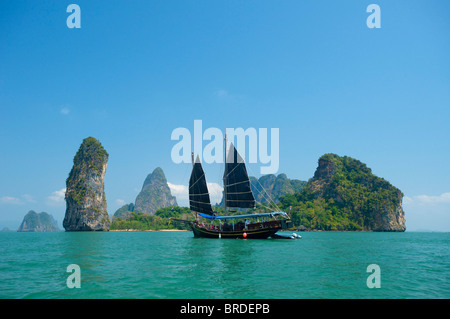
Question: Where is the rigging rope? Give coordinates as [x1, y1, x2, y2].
[188, 172, 205, 190]
[246, 164, 282, 213]
[224, 161, 244, 179]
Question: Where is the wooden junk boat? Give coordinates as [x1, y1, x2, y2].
[174, 137, 292, 239]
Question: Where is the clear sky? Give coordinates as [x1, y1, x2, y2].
[0, 1, 449, 231]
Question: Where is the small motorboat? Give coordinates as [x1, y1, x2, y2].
[271, 232, 302, 239]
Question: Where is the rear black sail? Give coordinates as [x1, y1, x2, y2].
[224, 143, 255, 208]
[189, 155, 214, 215]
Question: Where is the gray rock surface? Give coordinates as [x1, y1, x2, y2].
[134, 167, 177, 214]
[18, 211, 59, 232]
[63, 137, 110, 231]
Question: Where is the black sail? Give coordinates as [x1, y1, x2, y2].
[224, 143, 255, 208]
[189, 155, 214, 215]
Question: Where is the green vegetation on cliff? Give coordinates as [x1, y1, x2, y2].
[279, 154, 405, 231]
[110, 206, 191, 230]
[66, 137, 109, 206]
[71, 137, 109, 175]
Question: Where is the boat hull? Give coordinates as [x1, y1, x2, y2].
[190, 221, 284, 239]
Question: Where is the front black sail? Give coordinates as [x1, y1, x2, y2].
[189, 155, 214, 215]
[224, 143, 255, 208]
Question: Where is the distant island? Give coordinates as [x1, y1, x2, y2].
[217, 173, 307, 207]
[17, 210, 59, 232]
[111, 167, 186, 231]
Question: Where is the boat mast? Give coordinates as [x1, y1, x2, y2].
[191, 152, 197, 222]
[223, 134, 227, 216]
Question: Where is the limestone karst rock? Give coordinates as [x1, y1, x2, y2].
[17, 211, 59, 232]
[302, 153, 406, 231]
[134, 167, 177, 214]
[218, 174, 306, 207]
[63, 137, 110, 231]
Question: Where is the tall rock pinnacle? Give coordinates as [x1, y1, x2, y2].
[63, 137, 110, 231]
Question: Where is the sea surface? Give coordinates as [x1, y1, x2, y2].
[0, 231, 449, 299]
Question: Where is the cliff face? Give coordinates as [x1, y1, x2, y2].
[63, 137, 110, 231]
[18, 211, 59, 232]
[303, 153, 406, 232]
[376, 191, 406, 232]
[134, 167, 177, 214]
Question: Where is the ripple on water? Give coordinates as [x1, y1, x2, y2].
[1, 231, 449, 298]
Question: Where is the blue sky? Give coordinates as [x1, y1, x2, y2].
[0, 1, 449, 231]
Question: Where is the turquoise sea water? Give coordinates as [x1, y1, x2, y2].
[0, 231, 449, 299]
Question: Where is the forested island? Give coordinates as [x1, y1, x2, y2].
[111, 206, 191, 231]
[278, 154, 405, 231]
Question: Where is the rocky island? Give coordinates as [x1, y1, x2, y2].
[63, 137, 110, 231]
[280, 153, 406, 231]
[17, 210, 59, 232]
[110, 167, 182, 231]
[250, 174, 307, 204]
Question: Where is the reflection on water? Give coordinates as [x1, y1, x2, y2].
[218, 239, 257, 298]
[58, 232, 110, 297]
[62, 232, 107, 268]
